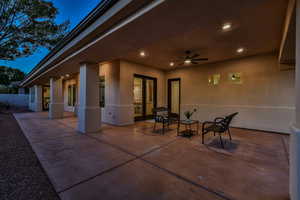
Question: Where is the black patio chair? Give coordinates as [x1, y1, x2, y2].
[202, 112, 238, 148]
[152, 107, 179, 134]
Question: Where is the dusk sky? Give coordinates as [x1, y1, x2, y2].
[0, 0, 102, 73]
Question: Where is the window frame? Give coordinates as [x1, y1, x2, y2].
[67, 84, 76, 107]
[99, 76, 105, 108]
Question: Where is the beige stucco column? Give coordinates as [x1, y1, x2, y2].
[29, 85, 43, 112]
[77, 62, 101, 133]
[49, 77, 64, 119]
[290, 1, 300, 199]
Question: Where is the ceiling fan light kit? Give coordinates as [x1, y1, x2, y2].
[176, 50, 208, 67]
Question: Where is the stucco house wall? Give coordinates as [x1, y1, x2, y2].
[98, 59, 166, 125]
[166, 53, 295, 133]
[59, 53, 294, 133]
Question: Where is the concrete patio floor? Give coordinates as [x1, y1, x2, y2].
[14, 112, 289, 200]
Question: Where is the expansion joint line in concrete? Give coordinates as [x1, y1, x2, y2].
[58, 134, 233, 200]
[140, 158, 234, 200]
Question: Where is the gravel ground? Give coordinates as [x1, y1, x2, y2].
[0, 111, 60, 200]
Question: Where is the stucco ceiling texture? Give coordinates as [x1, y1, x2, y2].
[119, 0, 289, 70]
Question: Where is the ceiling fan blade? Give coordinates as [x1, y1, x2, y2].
[191, 61, 198, 65]
[190, 54, 199, 59]
[193, 58, 208, 61]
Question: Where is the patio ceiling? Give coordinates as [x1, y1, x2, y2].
[27, 0, 289, 85]
[120, 0, 289, 70]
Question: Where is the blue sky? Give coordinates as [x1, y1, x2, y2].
[0, 0, 102, 73]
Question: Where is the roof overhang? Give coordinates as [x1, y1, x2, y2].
[21, 0, 162, 87]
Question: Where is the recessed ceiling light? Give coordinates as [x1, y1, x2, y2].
[237, 48, 244, 53]
[169, 62, 175, 66]
[66, 74, 70, 78]
[184, 59, 191, 64]
[222, 23, 232, 31]
[139, 51, 146, 57]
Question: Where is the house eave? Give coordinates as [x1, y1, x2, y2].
[20, 0, 120, 87]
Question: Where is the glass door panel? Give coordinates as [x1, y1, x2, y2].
[134, 75, 157, 120]
[134, 77, 143, 117]
[168, 79, 180, 115]
[145, 79, 154, 115]
[171, 80, 180, 114]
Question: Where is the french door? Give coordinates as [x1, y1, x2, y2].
[133, 74, 157, 121]
[168, 78, 181, 116]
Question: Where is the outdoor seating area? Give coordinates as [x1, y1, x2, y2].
[202, 112, 238, 148]
[14, 111, 289, 200]
[152, 109, 238, 148]
[152, 107, 179, 134]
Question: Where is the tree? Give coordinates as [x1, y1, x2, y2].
[0, 0, 69, 60]
[0, 65, 25, 86]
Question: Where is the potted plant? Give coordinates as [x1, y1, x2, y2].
[184, 108, 197, 121]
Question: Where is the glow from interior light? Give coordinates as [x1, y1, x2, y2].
[184, 59, 191, 64]
[169, 62, 175, 66]
[222, 23, 232, 31]
[139, 51, 146, 57]
[66, 74, 70, 78]
[237, 48, 244, 53]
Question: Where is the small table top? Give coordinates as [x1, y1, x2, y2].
[179, 119, 199, 125]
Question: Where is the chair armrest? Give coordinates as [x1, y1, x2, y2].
[202, 121, 215, 132]
[214, 117, 225, 123]
[155, 115, 165, 122]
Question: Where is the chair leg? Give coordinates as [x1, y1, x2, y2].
[213, 132, 215, 136]
[153, 122, 156, 132]
[162, 122, 165, 135]
[219, 134, 224, 148]
[202, 132, 205, 144]
[228, 129, 232, 141]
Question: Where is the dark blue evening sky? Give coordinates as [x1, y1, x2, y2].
[0, 0, 102, 73]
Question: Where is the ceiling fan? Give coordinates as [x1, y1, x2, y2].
[177, 50, 208, 66]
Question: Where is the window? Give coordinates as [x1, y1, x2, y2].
[99, 76, 105, 107]
[228, 73, 242, 84]
[208, 74, 221, 85]
[68, 84, 76, 106]
[30, 87, 35, 103]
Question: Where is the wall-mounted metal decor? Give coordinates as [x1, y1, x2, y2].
[208, 74, 220, 85]
[228, 73, 242, 84]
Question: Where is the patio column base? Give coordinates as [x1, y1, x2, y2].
[290, 124, 300, 200]
[78, 106, 101, 133]
[49, 103, 64, 119]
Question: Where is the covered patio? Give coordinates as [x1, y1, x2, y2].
[14, 112, 289, 200]
[19, 0, 300, 199]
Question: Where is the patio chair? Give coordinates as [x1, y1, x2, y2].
[202, 112, 238, 148]
[152, 107, 179, 134]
